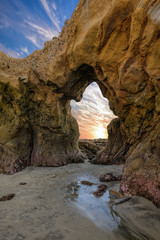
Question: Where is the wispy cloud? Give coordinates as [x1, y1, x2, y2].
[40, 0, 60, 31]
[71, 82, 116, 139]
[0, 13, 10, 29]
[24, 20, 59, 45]
[0, 42, 30, 58]
[0, 42, 21, 58]
[26, 35, 42, 49]
[21, 47, 29, 55]
[52, 1, 57, 11]
[0, 0, 60, 55]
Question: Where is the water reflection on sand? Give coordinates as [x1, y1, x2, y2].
[0, 161, 159, 240]
[65, 175, 160, 240]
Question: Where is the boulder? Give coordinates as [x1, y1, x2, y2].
[99, 173, 122, 182]
[79, 139, 106, 160]
[93, 184, 108, 197]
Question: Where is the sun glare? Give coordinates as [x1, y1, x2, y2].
[93, 125, 107, 139]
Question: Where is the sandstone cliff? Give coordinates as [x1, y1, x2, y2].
[0, 0, 160, 206]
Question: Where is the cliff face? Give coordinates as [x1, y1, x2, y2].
[0, 0, 160, 206]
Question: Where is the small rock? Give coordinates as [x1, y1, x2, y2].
[99, 173, 117, 182]
[109, 190, 123, 199]
[64, 19, 69, 25]
[93, 184, 108, 197]
[19, 182, 26, 185]
[81, 180, 94, 186]
[52, 36, 58, 40]
[0, 194, 15, 201]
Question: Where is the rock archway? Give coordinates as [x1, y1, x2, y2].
[0, 0, 160, 206]
[71, 81, 116, 140]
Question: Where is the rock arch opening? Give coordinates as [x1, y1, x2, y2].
[71, 82, 116, 140]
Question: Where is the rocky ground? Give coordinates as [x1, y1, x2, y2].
[78, 139, 107, 160]
[0, 162, 159, 240]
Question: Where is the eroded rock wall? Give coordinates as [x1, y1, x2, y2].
[0, 0, 160, 206]
[0, 52, 85, 174]
[92, 118, 130, 165]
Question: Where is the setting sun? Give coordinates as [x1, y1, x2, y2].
[93, 124, 107, 139]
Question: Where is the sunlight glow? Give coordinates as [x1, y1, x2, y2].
[93, 124, 107, 139]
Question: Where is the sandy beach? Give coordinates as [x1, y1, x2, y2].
[0, 161, 160, 240]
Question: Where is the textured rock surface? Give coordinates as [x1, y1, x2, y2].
[99, 173, 122, 182]
[0, 0, 160, 206]
[79, 139, 107, 160]
[92, 118, 129, 164]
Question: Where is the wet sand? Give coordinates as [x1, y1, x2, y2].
[0, 161, 159, 240]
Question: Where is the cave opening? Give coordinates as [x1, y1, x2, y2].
[54, 63, 117, 163]
[70, 82, 116, 140]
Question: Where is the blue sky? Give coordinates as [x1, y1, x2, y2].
[0, 0, 79, 58]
